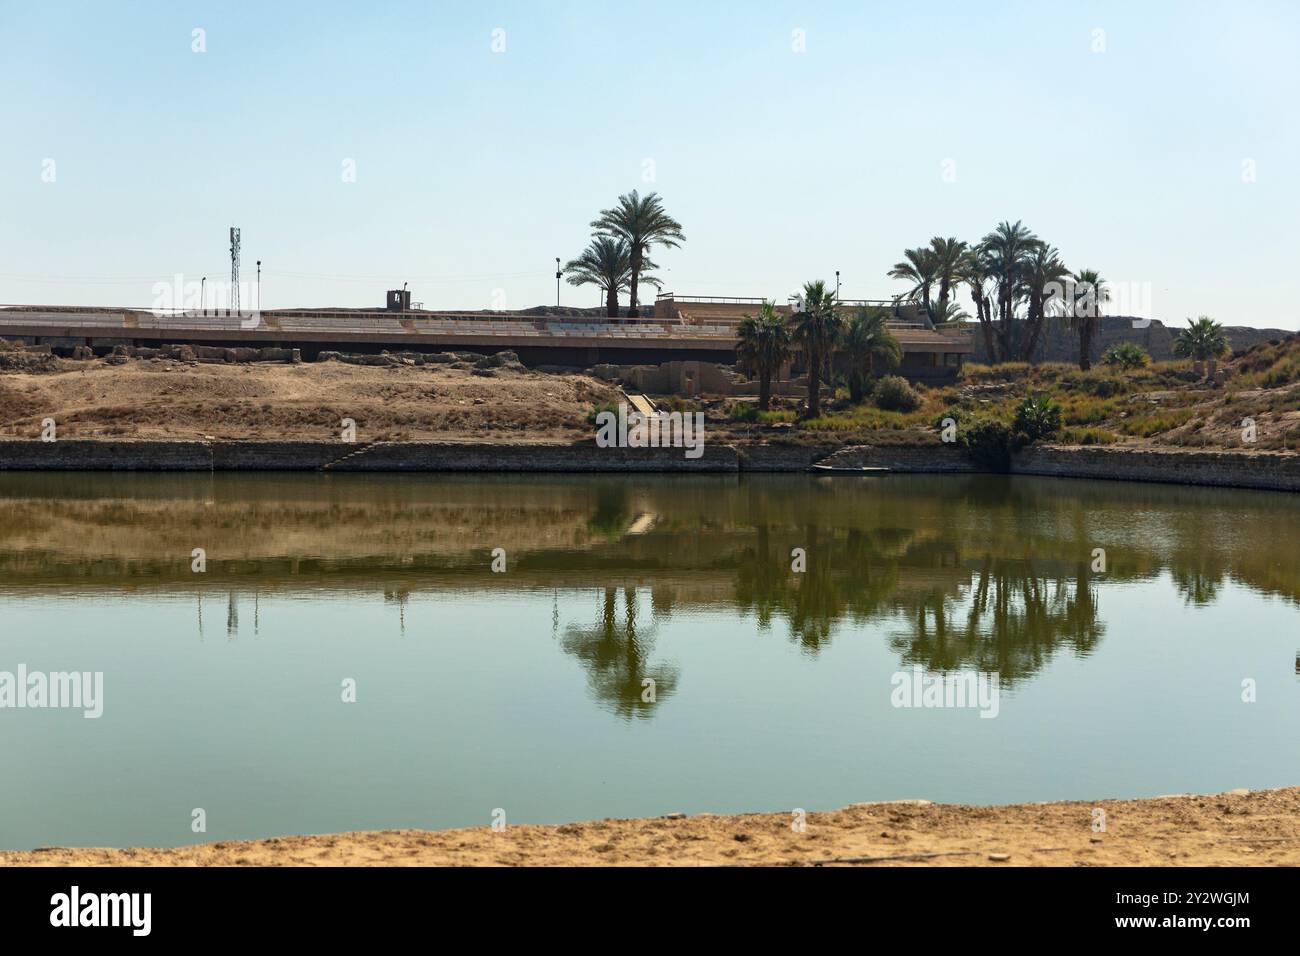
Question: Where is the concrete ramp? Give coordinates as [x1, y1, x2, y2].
[627, 394, 657, 417]
[810, 463, 891, 474]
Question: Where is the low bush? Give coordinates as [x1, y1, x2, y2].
[1013, 394, 1063, 443]
[1101, 342, 1151, 370]
[873, 375, 922, 412]
[960, 418, 1015, 472]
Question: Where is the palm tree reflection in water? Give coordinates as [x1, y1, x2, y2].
[734, 525, 1104, 686]
[561, 587, 679, 719]
[891, 557, 1103, 686]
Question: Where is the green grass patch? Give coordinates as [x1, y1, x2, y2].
[1116, 407, 1197, 437]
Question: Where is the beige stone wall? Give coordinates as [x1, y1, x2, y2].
[1, 439, 1295, 491]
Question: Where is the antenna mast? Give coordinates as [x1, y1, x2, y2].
[229, 227, 241, 313]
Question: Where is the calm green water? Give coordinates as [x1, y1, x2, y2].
[1, 472, 1297, 850]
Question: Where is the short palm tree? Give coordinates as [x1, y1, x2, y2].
[590, 191, 684, 317]
[790, 280, 842, 419]
[842, 309, 902, 403]
[926, 300, 971, 325]
[735, 301, 793, 411]
[563, 237, 660, 317]
[1064, 268, 1110, 371]
[1173, 316, 1229, 377]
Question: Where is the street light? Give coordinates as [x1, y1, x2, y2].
[835, 271, 840, 298]
[555, 257, 561, 307]
[256, 261, 262, 313]
[201, 276, 206, 315]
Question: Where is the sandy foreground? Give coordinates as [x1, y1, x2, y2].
[4, 788, 1298, 867]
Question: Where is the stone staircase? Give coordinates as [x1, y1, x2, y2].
[320, 441, 387, 471]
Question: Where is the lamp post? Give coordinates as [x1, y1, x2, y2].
[201, 276, 206, 315]
[256, 261, 262, 313]
[555, 257, 561, 307]
[835, 270, 840, 299]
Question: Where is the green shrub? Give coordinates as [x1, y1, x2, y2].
[586, 401, 620, 426]
[1102, 342, 1151, 371]
[1013, 394, 1063, 443]
[873, 375, 922, 412]
[960, 418, 1015, 472]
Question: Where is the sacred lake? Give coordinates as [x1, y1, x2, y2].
[1, 472, 1296, 849]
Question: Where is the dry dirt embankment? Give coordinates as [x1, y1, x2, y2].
[0, 353, 616, 442]
[2, 351, 1300, 489]
[4, 788, 1296, 867]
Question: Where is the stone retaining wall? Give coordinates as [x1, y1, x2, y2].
[0, 439, 1294, 491]
[817, 444, 977, 473]
[1014, 445, 1300, 492]
[329, 442, 740, 472]
[0, 441, 342, 471]
[734, 443, 838, 472]
[0, 440, 739, 473]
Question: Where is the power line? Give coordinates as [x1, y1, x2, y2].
[264, 270, 552, 282]
[0, 270, 555, 292]
[0, 270, 231, 284]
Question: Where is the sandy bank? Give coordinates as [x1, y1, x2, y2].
[5, 787, 1297, 867]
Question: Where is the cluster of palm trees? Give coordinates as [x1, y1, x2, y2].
[889, 223, 1110, 370]
[563, 191, 685, 318]
[737, 281, 901, 416]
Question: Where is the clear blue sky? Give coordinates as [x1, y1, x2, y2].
[2, 1, 1297, 327]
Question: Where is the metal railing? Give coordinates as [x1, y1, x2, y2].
[656, 294, 770, 305]
[659, 294, 902, 308]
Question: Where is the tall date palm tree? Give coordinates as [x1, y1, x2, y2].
[928, 236, 969, 318]
[790, 280, 842, 419]
[888, 246, 939, 313]
[590, 191, 685, 318]
[1062, 268, 1110, 371]
[979, 220, 1040, 360]
[1019, 242, 1070, 361]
